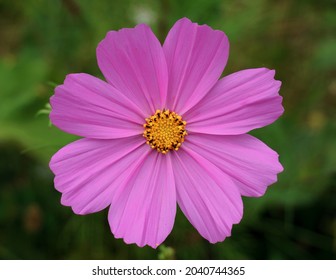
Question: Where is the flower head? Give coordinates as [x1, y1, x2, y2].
[49, 18, 284, 248]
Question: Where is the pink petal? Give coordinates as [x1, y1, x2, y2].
[49, 136, 146, 214]
[185, 134, 283, 197]
[185, 68, 284, 135]
[171, 147, 243, 243]
[97, 24, 168, 115]
[163, 18, 229, 114]
[108, 151, 176, 248]
[50, 73, 145, 139]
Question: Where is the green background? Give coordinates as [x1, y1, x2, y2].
[0, 0, 335, 259]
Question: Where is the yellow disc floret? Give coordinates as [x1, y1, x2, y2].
[143, 109, 187, 154]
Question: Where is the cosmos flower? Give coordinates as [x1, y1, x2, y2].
[49, 18, 283, 248]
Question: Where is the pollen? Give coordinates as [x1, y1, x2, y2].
[143, 109, 187, 154]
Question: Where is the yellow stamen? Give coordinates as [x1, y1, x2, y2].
[143, 109, 187, 154]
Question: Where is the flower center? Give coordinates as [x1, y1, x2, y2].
[143, 109, 187, 154]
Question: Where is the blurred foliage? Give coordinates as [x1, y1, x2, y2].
[158, 245, 175, 260]
[0, 0, 335, 259]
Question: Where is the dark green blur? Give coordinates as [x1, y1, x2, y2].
[0, 0, 335, 259]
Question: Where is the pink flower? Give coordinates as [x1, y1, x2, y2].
[49, 18, 283, 248]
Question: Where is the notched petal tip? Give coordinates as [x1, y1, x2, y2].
[172, 148, 243, 243]
[163, 17, 230, 114]
[185, 134, 283, 199]
[96, 20, 168, 114]
[48, 72, 144, 139]
[107, 153, 176, 249]
[51, 137, 147, 216]
[185, 66, 284, 135]
[176, 17, 229, 39]
[114, 234, 162, 249]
